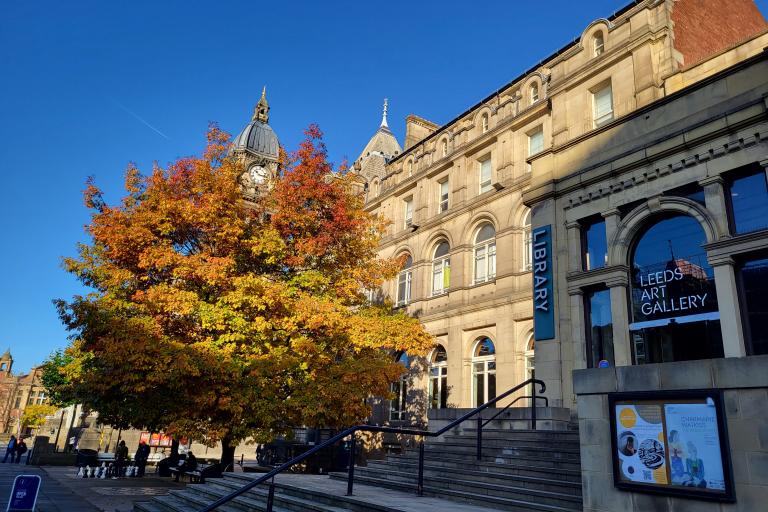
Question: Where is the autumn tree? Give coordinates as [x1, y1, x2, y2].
[53, 124, 433, 469]
[21, 404, 58, 430]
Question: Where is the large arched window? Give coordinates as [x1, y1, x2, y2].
[397, 254, 413, 307]
[390, 351, 410, 420]
[472, 337, 496, 406]
[429, 345, 448, 409]
[474, 224, 496, 284]
[432, 241, 451, 296]
[525, 332, 535, 380]
[628, 215, 722, 364]
[522, 209, 532, 271]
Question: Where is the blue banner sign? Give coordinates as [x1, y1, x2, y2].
[6, 475, 41, 512]
[533, 224, 555, 340]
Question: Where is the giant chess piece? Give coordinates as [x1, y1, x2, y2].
[83, 465, 90, 478]
[76, 466, 84, 478]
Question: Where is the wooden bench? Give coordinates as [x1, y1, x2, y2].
[170, 463, 222, 483]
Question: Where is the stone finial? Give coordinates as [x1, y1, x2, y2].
[253, 86, 270, 124]
[381, 98, 389, 129]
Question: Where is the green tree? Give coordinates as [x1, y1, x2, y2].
[56, 124, 433, 470]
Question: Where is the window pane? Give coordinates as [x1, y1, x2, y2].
[594, 85, 613, 126]
[488, 371, 496, 402]
[429, 377, 439, 409]
[584, 220, 608, 270]
[475, 249, 486, 281]
[433, 265, 443, 294]
[440, 375, 448, 408]
[741, 256, 768, 355]
[529, 128, 544, 156]
[488, 244, 496, 278]
[439, 180, 449, 212]
[731, 171, 768, 234]
[476, 224, 495, 243]
[586, 289, 614, 368]
[475, 371, 484, 406]
[480, 159, 492, 192]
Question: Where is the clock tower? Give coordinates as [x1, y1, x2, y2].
[232, 87, 280, 200]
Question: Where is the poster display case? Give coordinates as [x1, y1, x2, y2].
[608, 390, 735, 502]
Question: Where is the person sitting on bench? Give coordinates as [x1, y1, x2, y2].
[173, 451, 197, 481]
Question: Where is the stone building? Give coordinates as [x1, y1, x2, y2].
[0, 350, 49, 436]
[232, 87, 280, 200]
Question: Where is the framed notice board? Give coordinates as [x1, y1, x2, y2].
[608, 390, 735, 502]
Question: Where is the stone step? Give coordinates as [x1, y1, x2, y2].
[380, 454, 582, 482]
[133, 501, 168, 512]
[328, 473, 582, 512]
[365, 459, 582, 494]
[397, 450, 582, 471]
[459, 429, 580, 440]
[434, 434, 579, 450]
[416, 442, 581, 461]
[338, 467, 581, 509]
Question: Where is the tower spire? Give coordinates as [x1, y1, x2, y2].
[380, 98, 389, 129]
[253, 86, 270, 123]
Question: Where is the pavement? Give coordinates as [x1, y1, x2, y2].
[0, 462, 185, 511]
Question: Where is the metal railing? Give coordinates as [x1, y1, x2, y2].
[199, 376, 545, 512]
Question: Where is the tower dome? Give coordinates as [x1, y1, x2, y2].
[233, 87, 279, 159]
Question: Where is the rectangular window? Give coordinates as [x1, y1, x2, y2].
[739, 255, 768, 355]
[582, 218, 608, 271]
[593, 83, 613, 127]
[479, 158, 492, 194]
[390, 379, 407, 421]
[585, 288, 615, 368]
[404, 196, 413, 228]
[729, 168, 768, 234]
[528, 127, 544, 156]
[438, 179, 449, 213]
[397, 270, 412, 306]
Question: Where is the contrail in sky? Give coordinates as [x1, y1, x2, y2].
[107, 96, 170, 140]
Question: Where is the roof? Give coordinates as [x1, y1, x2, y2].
[358, 125, 402, 162]
[233, 120, 279, 159]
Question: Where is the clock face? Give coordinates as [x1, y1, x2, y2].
[249, 165, 268, 184]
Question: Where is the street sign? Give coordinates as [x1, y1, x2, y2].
[5, 475, 41, 512]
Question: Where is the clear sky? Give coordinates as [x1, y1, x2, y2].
[1, 0, 766, 373]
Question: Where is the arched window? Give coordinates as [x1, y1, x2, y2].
[429, 345, 448, 409]
[432, 241, 451, 296]
[481, 113, 489, 134]
[472, 338, 496, 406]
[397, 254, 413, 306]
[525, 333, 535, 380]
[441, 139, 448, 157]
[522, 210, 532, 271]
[530, 83, 539, 103]
[390, 351, 411, 420]
[474, 224, 496, 284]
[593, 32, 605, 57]
[628, 215, 722, 364]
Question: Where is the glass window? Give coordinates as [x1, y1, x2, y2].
[397, 255, 413, 306]
[729, 169, 768, 234]
[474, 224, 496, 283]
[472, 338, 496, 406]
[525, 334, 535, 379]
[582, 218, 608, 270]
[479, 158, 493, 194]
[585, 289, 614, 368]
[593, 33, 604, 56]
[390, 352, 410, 420]
[629, 215, 723, 364]
[429, 345, 448, 409]
[739, 255, 768, 355]
[530, 83, 539, 103]
[481, 113, 489, 133]
[528, 127, 544, 156]
[404, 197, 413, 228]
[522, 210, 532, 271]
[593, 83, 613, 127]
[439, 179, 449, 213]
[432, 241, 451, 296]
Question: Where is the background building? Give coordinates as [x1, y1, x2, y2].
[0, 350, 49, 436]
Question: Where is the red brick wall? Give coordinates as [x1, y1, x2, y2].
[671, 0, 767, 68]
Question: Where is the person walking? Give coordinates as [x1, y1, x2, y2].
[2, 435, 16, 463]
[14, 438, 27, 463]
[114, 440, 128, 478]
[134, 440, 150, 477]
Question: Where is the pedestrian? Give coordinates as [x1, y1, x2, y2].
[134, 440, 150, 477]
[114, 440, 128, 479]
[66, 435, 76, 454]
[14, 438, 27, 464]
[173, 451, 197, 482]
[2, 435, 16, 463]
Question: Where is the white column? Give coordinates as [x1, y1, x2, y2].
[602, 208, 621, 266]
[565, 222, 581, 273]
[569, 290, 587, 370]
[699, 176, 730, 238]
[711, 257, 747, 357]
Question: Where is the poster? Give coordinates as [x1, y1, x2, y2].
[139, 432, 151, 445]
[665, 402, 725, 491]
[609, 391, 734, 502]
[614, 404, 667, 484]
[149, 432, 161, 447]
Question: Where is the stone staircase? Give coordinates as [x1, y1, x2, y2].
[134, 427, 583, 512]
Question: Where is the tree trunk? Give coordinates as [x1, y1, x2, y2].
[170, 439, 180, 463]
[221, 436, 236, 472]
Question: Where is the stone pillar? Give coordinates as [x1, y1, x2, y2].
[710, 257, 747, 358]
[607, 278, 632, 367]
[569, 290, 587, 370]
[699, 175, 730, 238]
[602, 209, 621, 265]
[565, 222, 581, 273]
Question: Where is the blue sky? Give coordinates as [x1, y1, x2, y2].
[1, 0, 766, 373]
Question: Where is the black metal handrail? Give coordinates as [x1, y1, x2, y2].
[198, 377, 545, 512]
